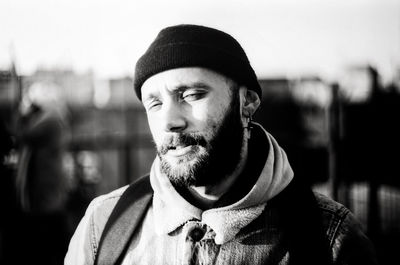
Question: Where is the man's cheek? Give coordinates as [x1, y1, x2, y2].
[150, 130, 164, 148]
[191, 108, 209, 122]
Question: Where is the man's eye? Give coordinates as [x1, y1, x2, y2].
[146, 101, 162, 111]
[182, 91, 206, 101]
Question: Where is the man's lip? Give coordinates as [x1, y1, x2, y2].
[167, 145, 195, 157]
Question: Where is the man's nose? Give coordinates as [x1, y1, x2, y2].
[162, 102, 187, 132]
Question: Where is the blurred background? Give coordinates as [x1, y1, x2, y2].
[1, 0, 399, 264]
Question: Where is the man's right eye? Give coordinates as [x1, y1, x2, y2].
[146, 100, 162, 111]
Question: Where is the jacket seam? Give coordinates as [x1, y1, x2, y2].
[90, 213, 97, 261]
[327, 209, 350, 248]
[317, 202, 351, 247]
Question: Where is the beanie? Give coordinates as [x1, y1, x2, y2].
[133, 24, 262, 100]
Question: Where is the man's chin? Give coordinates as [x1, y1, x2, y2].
[161, 166, 196, 187]
[159, 156, 203, 187]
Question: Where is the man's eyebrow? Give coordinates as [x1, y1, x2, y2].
[142, 92, 159, 103]
[174, 82, 211, 92]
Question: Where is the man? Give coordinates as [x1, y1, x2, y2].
[65, 24, 377, 265]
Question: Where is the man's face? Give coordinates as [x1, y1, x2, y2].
[141, 67, 244, 187]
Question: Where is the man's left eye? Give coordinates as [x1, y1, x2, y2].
[182, 91, 206, 101]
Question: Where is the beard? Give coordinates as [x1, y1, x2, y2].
[156, 92, 244, 187]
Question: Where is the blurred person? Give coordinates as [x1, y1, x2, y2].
[66, 151, 102, 231]
[13, 81, 71, 265]
[65, 25, 377, 265]
[16, 81, 70, 212]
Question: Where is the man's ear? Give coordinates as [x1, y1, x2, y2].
[240, 86, 261, 117]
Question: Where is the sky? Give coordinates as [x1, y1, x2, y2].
[1, 0, 399, 84]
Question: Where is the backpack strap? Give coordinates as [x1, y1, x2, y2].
[94, 175, 153, 265]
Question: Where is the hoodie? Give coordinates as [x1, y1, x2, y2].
[150, 123, 294, 245]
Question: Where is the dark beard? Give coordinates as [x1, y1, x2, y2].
[157, 92, 244, 187]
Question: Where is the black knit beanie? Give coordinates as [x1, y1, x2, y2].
[133, 24, 262, 100]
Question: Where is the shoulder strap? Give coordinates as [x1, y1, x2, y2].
[94, 175, 153, 265]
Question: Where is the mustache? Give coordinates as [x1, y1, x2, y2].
[158, 133, 207, 155]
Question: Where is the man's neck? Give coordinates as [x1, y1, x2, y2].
[181, 136, 250, 210]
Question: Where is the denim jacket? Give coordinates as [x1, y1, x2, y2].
[65, 126, 377, 265]
[64, 186, 377, 265]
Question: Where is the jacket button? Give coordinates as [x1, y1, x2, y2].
[188, 227, 206, 242]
